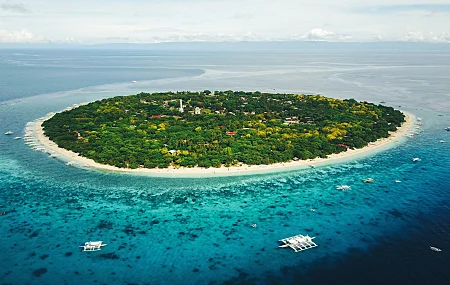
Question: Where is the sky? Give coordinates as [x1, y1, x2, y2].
[0, 0, 449, 44]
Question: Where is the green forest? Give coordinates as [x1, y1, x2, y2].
[42, 91, 405, 169]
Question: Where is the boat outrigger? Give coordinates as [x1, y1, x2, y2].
[80, 241, 107, 252]
[279, 234, 318, 252]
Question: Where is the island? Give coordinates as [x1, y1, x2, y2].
[40, 91, 406, 173]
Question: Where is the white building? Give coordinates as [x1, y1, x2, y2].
[179, 99, 184, 113]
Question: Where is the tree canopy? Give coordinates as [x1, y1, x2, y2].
[42, 91, 405, 169]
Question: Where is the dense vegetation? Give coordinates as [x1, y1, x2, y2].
[42, 91, 405, 169]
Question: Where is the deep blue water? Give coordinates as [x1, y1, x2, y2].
[0, 47, 449, 285]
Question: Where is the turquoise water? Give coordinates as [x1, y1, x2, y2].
[0, 48, 449, 284]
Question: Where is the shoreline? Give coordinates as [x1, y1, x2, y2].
[30, 112, 415, 178]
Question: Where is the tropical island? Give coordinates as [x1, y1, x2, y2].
[41, 91, 405, 170]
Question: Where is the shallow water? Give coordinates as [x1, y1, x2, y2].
[0, 47, 449, 284]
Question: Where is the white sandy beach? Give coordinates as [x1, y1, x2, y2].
[31, 112, 415, 177]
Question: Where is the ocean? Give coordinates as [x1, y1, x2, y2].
[0, 45, 449, 285]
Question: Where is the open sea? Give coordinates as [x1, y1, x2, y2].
[0, 45, 449, 285]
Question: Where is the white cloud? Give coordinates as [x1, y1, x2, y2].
[0, 28, 45, 43]
[288, 28, 352, 42]
[403, 31, 450, 43]
[0, 3, 31, 13]
[99, 31, 264, 44]
[231, 12, 253, 20]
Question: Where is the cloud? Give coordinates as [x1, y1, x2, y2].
[97, 30, 265, 44]
[289, 28, 352, 42]
[403, 31, 450, 43]
[358, 4, 450, 14]
[0, 29, 45, 43]
[231, 12, 253, 20]
[1, 3, 31, 13]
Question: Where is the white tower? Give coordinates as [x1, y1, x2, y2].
[179, 99, 184, 113]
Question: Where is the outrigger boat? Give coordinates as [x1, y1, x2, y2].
[336, 185, 351, 190]
[363, 178, 374, 183]
[80, 241, 107, 252]
[430, 246, 442, 252]
[279, 234, 318, 252]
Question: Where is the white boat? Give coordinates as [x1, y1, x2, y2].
[13, 136, 22, 140]
[279, 234, 318, 252]
[336, 185, 351, 190]
[4, 131, 13, 135]
[395, 180, 401, 183]
[445, 127, 450, 131]
[131, 80, 137, 83]
[430, 246, 442, 252]
[80, 241, 107, 252]
[412, 157, 421, 162]
[440, 140, 446, 143]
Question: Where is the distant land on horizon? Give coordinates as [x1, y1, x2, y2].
[1, 41, 450, 52]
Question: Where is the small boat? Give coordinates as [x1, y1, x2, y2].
[440, 140, 446, 143]
[278, 234, 318, 252]
[336, 185, 351, 190]
[363, 178, 374, 183]
[13, 136, 22, 140]
[4, 131, 13, 135]
[395, 180, 401, 183]
[131, 80, 137, 83]
[310, 208, 316, 212]
[49, 154, 58, 158]
[412, 157, 421, 162]
[251, 224, 257, 228]
[80, 241, 107, 252]
[430, 246, 442, 252]
[445, 127, 450, 131]
[380, 101, 386, 104]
